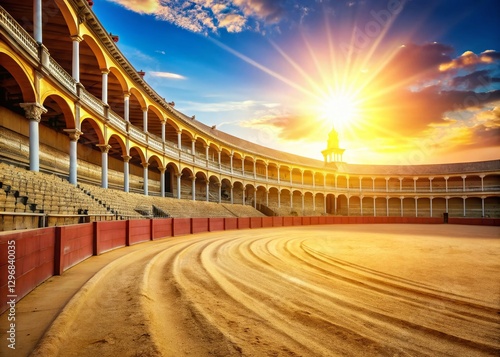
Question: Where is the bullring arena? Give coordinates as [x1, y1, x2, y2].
[0, 1, 499, 356]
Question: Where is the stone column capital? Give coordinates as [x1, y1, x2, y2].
[20, 102, 47, 122]
[122, 155, 132, 162]
[64, 129, 83, 141]
[141, 162, 150, 168]
[70, 35, 83, 42]
[96, 144, 111, 153]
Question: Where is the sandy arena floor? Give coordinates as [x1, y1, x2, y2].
[3, 224, 500, 356]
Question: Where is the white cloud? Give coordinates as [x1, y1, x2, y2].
[149, 71, 186, 79]
[106, 0, 287, 34]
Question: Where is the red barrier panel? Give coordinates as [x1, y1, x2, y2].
[302, 217, 311, 225]
[127, 220, 151, 245]
[319, 216, 327, 225]
[238, 217, 250, 229]
[325, 216, 334, 224]
[192, 218, 209, 234]
[224, 218, 238, 231]
[447, 217, 499, 226]
[152, 218, 173, 239]
[262, 217, 273, 228]
[250, 217, 262, 229]
[209, 218, 225, 232]
[292, 216, 302, 226]
[310, 217, 319, 225]
[283, 217, 293, 226]
[94, 221, 127, 255]
[0, 228, 56, 315]
[272, 217, 283, 227]
[173, 218, 192, 236]
[55, 224, 94, 275]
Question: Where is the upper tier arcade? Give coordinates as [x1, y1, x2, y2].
[0, 0, 499, 218]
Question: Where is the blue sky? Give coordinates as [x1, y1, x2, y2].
[93, 0, 500, 165]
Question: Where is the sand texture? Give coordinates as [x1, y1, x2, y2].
[27, 224, 500, 356]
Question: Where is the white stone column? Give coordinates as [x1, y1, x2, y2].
[64, 129, 82, 185]
[301, 171, 304, 185]
[385, 177, 389, 192]
[313, 194, 316, 211]
[265, 164, 268, 181]
[301, 193, 304, 212]
[97, 144, 111, 189]
[399, 178, 403, 191]
[71, 36, 82, 82]
[242, 158, 245, 175]
[176, 174, 181, 199]
[445, 197, 449, 213]
[191, 176, 196, 201]
[177, 131, 182, 149]
[205, 145, 209, 159]
[242, 187, 246, 205]
[161, 120, 166, 141]
[290, 193, 293, 209]
[372, 177, 375, 191]
[122, 155, 131, 193]
[462, 197, 466, 217]
[101, 69, 109, 104]
[334, 195, 337, 214]
[218, 151, 221, 168]
[346, 196, 350, 216]
[413, 177, 418, 192]
[160, 168, 166, 197]
[253, 190, 257, 209]
[206, 181, 210, 202]
[461, 175, 466, 192]
[400, 197, 404, 217]
[360, 196, 363, 216]
[278, 190, 281, 209]
[230, 153, 233, 173]
[218, 183, 222, 204]
[481, 197, 485, 217]
[20, 103, 47, 172]
[34, 0, 43, 43]
[142, 108, 148, 132]
[124, 92, 130, 122]
[324, 195, 327, 214]
[415, 197, 418, 217]
[373, 197, 376, 217]
[445, 177, 449, 192]
[480, 175, 485, 191]
[230, 185, 234, 204]
[430, 197, 433, 217]
[142, 162, 149, 196]
[253, 161, 257, 179]
[386, 197, 389, 216]
[429, 177, 434, 193]
[266, 190, 269, 207]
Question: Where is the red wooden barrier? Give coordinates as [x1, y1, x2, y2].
[55, 224, 93, 275]
[152, 218, 172, 239]
[224, 217, 238, 230]
[238, 217, 250, 229]
[173, 218, 192, 236]
[127, 220, 151, 245]
[0, 228, 56, 315]
[283, 217, 293, 226]
[192, 218, 209, 234]
[262, 217, 273, 228]
[250, 217, 262, 229]
[94, 221, 127, 255]
[272, 216, 283, 227]
[209, 218, 225, 232]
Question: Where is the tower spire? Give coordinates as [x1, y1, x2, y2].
[322, 126, 345, 164]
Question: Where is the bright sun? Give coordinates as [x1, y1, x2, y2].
[319, 93, 360, 132]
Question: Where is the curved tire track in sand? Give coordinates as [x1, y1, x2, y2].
[33, 225, 500, 357]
